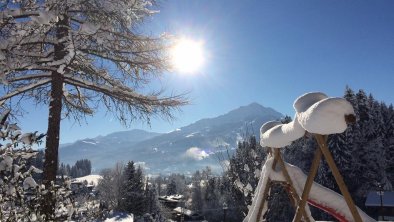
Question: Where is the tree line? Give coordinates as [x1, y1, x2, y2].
[3, 85, 391, 221]
[58, 159, 92, 178]
[227, 87, 394, 221]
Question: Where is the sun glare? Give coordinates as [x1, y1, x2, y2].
[171, 38, 204, 74]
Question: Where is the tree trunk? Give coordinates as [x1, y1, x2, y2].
[42, 16, 68, 219]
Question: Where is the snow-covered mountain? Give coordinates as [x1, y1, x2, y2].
[60, 103, 282, 174]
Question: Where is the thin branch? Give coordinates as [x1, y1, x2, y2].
[8, 73, 52, 83]
[0, 79, 51, 102]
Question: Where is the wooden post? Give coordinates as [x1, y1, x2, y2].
[293, 144, 323, 222]
[256, 178, 272, 221]
[256, 147, 279, 221]
[274, 149, 311, 222]
[314, 134, 362, 222]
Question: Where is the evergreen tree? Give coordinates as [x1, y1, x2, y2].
[144, 183, 159, 214]
[279, 87, 394, 219]
[166, 179, 177, 196]
[226, 135, 266, 216]
[120, 161, 146, 216]
[203, 177, 222, 221]
[191, 171, 203, 213]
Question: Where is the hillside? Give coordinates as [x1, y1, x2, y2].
[60, 103, 283, 174]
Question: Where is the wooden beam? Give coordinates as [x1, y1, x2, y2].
[314, 134, 362, 222]
[256, 179, 272, 221]
[274, 149, 311, 222]
[293, 144, 323, 222]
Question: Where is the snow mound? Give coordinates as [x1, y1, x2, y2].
[297, 97, 355, 134]
[79, 22, 100, 35]
[260, 115, 305, 148]
[73, 174, 102, 186]
[293, 92, 328, 113]
[260, 121, 281, 135]
[23, 177, 37, 190]
[104, 212, 134, 222]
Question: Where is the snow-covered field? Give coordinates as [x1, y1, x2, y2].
[102, 212, 134, 222]
[73, 174, 103, 186]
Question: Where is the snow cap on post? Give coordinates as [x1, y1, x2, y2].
[260, 116, 305, 148]
[293, 92, 328, 113]
[260, 121, 281, 135]
[295, 92, 356, 134]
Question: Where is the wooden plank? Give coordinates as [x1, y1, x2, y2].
[255, 148, 276, 221]
[315, 134, 362, 222]
[274, 149, 311, 222]
[256, 179, 272, 221]
[293, 145, 323, 222]
[272, 148, 279, 170]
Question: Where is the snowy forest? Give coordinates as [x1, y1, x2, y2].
[1, 87, 393, 221]
[0, 0, 393, 221]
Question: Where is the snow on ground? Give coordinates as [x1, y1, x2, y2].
[104, 212, 134, 222]
[82, 140, 97, 145]
[73, 174, 102, 186]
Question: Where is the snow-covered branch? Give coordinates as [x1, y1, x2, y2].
[8, 73, 52, 83]
[0, 79, 51, 102]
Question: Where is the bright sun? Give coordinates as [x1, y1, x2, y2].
[171, 38, 204, 74]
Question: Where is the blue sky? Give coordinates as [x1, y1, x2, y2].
[19, 0, 394, 143]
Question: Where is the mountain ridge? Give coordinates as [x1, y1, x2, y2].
[60, 102, 283, 174]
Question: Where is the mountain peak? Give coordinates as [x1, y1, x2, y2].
[60, 102, 283, 174]
[183, 103, 282, 132]
[226, 102, 282, 119]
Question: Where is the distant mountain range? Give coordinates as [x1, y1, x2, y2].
[59, 103, 282, 175]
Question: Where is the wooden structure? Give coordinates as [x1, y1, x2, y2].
[293, 133, 362, 222]
[256, 128, 363, 222]
[256, 147, 312, 221]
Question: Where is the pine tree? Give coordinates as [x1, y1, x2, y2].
[120, 161, 146, 216]
[166, 179, 177, 196]
[144, 182, 158, 214]
[191, 170, 203, 213]
[203, 177, 221, 220]
[384, 104, 394, 186]
[226, 135, 266, 217]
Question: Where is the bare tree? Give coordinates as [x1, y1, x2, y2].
[97, 162, 125, 211]
[0, 0, 186, 217]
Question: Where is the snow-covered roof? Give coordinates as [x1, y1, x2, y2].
[365, 191, 394, 207]
[104, 212, 134, 222]
[73, 174, 102, 186]
[159, 194, 183, 202]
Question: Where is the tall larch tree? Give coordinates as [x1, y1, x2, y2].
[0, 0, 186, 217]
